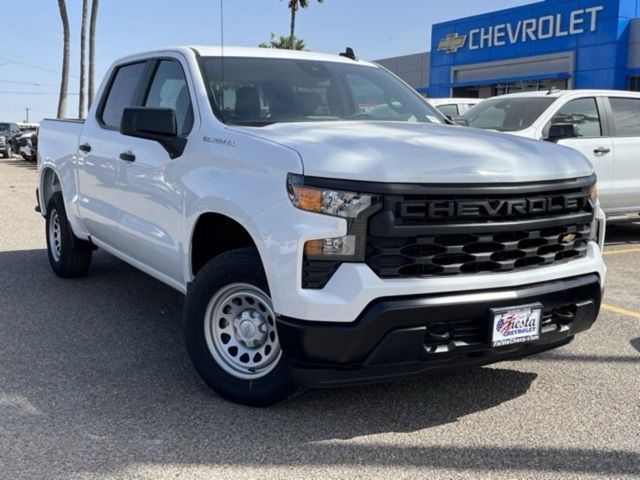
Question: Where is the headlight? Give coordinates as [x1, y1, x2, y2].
[287, 174, 381, 261]
[287, 173, 379, 219]
[0, 136, 5, 145]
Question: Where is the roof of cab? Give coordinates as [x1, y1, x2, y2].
[189, 45, 378, 66]
[111, 46, 379, 71]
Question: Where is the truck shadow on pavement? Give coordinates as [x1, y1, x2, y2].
[0, 249, 636, 477]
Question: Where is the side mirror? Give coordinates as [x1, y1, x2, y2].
[447, 115, 469, 127]
[120, 107, 186, 158]
[547, 123, 578, 142]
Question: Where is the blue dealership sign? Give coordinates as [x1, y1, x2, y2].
[429, 0, 638, 96]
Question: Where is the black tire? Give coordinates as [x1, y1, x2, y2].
[1, 147, 8, 158]
[183, 248, 295, 407]
[46, 192, 93, 278]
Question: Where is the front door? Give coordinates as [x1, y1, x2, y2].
[547, 97, 615, 210]
[114, 58, 196, 283]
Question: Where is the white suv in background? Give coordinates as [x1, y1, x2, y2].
[462, 90, 640, 223]
[428, 97, 483, 117]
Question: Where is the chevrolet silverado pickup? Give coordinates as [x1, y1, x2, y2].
[37, 47, 606, 406]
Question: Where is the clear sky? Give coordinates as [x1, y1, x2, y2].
[2, 0, 535, 123]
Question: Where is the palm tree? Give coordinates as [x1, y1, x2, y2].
[79, 0, 88, 118]
[56, 0, 70, 119]
[287, 0, 323, 50]
[88, 0, 100, 109]
[260, 34, 306, 50]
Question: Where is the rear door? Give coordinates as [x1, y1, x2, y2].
[113, 57, 196, 283]
[605, 96, 640, 213]
[546, 96, 615, 209]
[76, 60, 149, 247]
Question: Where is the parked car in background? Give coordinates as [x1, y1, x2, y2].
[17, 130, 38, 161]
[428, 97, 483, 117]
[37, 46, 605, 406]
[0, 122, 21, 158]
[462, 90, 640, 223]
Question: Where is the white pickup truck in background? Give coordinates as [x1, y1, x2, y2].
[462, 90, 640, 223]
[37, 46, 606, 406]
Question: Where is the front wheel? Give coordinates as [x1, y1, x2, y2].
[183, 248, 294, 407]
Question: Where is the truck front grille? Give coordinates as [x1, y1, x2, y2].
[365, 178, 594, 279]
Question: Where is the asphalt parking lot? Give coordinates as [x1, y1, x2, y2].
[0, 156, 638, 480]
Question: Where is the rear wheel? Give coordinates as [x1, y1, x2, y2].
[183, 248, 294, 407]
[46, 192, 93, 278]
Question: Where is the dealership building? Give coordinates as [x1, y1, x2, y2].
[376, 0, 640, 97]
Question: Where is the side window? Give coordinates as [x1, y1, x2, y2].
[436, 104, 459, 116]
[144, 60, 194, 136]
[609, 97, 640, 137]
[549, 98, 602, 137]
[100, 62, 146, 129]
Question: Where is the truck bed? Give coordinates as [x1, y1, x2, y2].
[38, 118, 85, 168]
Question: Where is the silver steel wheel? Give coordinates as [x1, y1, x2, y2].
[204, 283, 282, 380]
[48, 209, 62, 262]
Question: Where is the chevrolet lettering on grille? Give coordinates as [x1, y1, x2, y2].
[401, 194, 586, 219]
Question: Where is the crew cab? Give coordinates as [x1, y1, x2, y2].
[462, 90, 640, 223]
[37, 47, 606, 406]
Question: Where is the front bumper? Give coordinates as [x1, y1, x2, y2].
[277, 274, 601, 388]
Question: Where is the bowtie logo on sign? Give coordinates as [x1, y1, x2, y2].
[438, 5, 604, 54]
[438, 33, 467, 54]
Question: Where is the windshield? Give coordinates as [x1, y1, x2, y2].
[0, 124, 10, 132]
[199, 57, 444, 126]
[462, 97, 556, 132]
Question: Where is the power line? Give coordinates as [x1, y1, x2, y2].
[0, 56, 80, 78]
[0, 79, 59, 87]
[0, 91, 79, 95]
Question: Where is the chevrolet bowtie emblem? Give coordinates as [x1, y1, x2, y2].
[438, 33, 467, 54]
[560, 233, 577, 244]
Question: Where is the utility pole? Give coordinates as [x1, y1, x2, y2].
[25, 107, 30, 123]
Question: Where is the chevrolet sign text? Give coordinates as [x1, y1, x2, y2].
[466, 6, 604, 50]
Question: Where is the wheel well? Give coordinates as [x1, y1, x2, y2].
[191, 213, 257, 276]
[41, 168, 61, 214]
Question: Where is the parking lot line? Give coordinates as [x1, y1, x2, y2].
[601, 303, 640, 320]
[603, 247, 640, 256]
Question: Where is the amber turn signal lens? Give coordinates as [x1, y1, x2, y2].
[294, 186, 322, 213]
[304, 240, 324, 256]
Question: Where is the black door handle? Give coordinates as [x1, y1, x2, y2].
[119, 151, 136, 162]
[594, 147, 611, 154]
[79, 143, 91, 153]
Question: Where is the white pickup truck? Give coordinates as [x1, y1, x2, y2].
[38, 46, 606, 406]
[462, 90, 640, 223]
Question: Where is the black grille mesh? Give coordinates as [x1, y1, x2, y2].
[366, 184, 593, 279]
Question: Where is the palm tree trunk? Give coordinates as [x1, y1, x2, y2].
[289, 6, 296, 50]
[56, 0, 70, 119]
[79, 0, 88, 118]
[88, 0, 100, 109]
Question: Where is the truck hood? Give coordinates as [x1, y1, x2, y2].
[235, 121, 593, 183]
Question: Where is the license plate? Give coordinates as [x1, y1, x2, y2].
[491, 305, 541, 347]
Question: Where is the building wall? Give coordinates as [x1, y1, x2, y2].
[430, 0, 639, 97]
[374, 52, 430, 93]
[629, 18, 640, 68]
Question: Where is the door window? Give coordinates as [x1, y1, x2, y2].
[609, 97, 640, 137]
[144, 60, 194, 136]
[548, 98, 602, 137]
[436, 104, 459, 116]
[100, 62, 146, 129]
